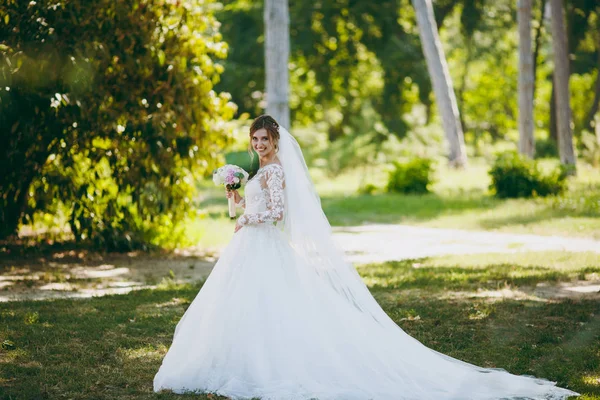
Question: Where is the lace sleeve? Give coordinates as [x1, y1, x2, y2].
[237, 166, 284, 226]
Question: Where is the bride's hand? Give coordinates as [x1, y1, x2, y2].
[234, 222, 242, 233]
[226, 189, 241, 201]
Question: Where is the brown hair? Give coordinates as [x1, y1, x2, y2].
[248, 115, 280, 160]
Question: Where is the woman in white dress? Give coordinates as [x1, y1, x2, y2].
[153, 115, 579, 400]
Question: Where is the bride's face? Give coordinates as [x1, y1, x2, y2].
[252, 128, 275, 158]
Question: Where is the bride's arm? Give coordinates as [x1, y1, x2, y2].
[236, 167, 284, 226]
[226, 190, 246, 209]
[234, 191, 245, 209]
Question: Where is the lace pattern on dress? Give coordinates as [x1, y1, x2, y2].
[237, 164, 284, 226]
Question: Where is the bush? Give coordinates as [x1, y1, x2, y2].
[0, 0, 236, 246]
[489, 152, 569, 198]
[580, 129, 600, 167]
[358, 183, 378, 195]
[387, 158, 434, 194]
[535, 137, 559, 158]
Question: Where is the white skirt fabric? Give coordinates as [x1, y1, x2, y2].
[153, 224, 579, 400]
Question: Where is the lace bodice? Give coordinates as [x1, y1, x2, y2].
[236, 163, 285, 227]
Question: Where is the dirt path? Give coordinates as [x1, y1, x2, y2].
[0, 251, 215, 302]
[333, 224, 600, 264]
[1, 224, 599, 302]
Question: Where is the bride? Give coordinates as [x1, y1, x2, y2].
[153, 115, 579, 400]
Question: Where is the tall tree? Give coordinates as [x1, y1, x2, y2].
[518, 0, 535, 157]
[411, 0, 468, 167]
[264, 0, 290, 128]
[550, 0, 576, 169]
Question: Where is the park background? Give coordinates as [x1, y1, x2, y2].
[1, 0, 600, 398]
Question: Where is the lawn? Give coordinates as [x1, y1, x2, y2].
[317, 159, 600, 237]
[1, 251, 598, 399]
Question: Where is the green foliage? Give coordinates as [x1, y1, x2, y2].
[215, 0, 599, 170]
[386, 158, 434, 194]
[549, 185, 600, 217]
[217, 0, 431, 139]
[224, 151, 258, 175]
[580, 129, 600, 167]
[535, 137, 559, 159]
[489, 152, 569, 198]
[0, 0, 236, 248]
[357, 183, 378, 195]
[320, 101, 391, 175]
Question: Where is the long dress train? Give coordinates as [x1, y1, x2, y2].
[154, 163, 578, 400]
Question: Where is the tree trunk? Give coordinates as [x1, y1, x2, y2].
[518, 0, 535, 157]
[550, 81, 558, 142]
[264, 0, 291, 129]
[412, 0, 468, 168]
[550, 0, 576, 170]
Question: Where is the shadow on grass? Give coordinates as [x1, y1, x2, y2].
[477, 206, 563, 231]
[321, 191, 500, 226]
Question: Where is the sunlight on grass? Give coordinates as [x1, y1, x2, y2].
[582, 375, 600, 386]
[118, 345, 167, 361]
[426, 252, 600, 273]
[182, 215, 234, 251]
[432, 158, 492, 194]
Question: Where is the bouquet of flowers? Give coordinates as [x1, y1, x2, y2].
[212, 164, 249, 219]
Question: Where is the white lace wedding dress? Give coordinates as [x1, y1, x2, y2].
[154, 148, 579, 399]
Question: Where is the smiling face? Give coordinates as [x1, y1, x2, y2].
[251, 128, 276, 159]
[248, 115, 280, 162]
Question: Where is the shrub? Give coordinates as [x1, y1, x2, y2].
[0, 0, 236, 246]
[489, 152, 569, 198]
[535, 137, 559, 158]
[387, 158, 434, 194]
[358, 183, 378, 195]
[580, 130, 600, 167]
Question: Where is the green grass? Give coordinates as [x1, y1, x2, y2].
[320, 159, 600, 238]
[1, 251, 599, 399]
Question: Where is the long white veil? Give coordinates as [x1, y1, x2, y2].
[276, 126, 388, 324]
